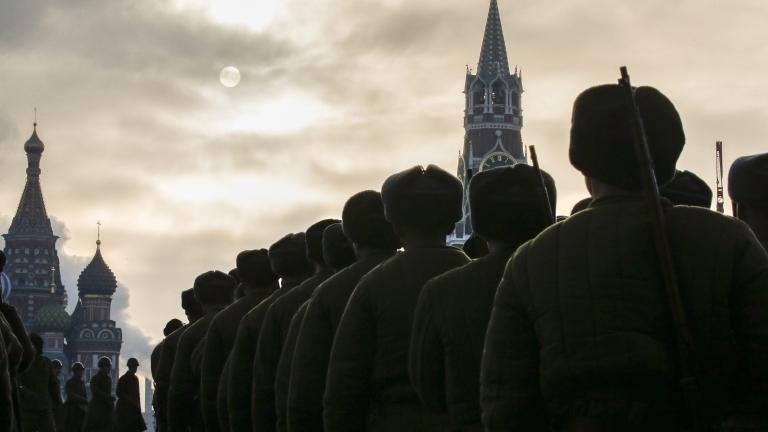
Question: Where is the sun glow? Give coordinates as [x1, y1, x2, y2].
[174, 0, 283, 31]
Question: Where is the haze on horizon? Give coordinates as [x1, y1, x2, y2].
[1, 0, 767, 361]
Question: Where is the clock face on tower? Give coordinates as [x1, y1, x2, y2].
[480, 151, 516, 171]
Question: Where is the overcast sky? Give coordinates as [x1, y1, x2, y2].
[1, 0, 767, 362]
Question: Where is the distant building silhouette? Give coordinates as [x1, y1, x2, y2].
[452, 0, 527, 244]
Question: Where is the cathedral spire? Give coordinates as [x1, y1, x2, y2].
[477, 0, 510, 81]
[8, 123, 53, 236]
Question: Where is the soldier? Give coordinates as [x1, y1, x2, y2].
[480, 84, 768, 431]
[17, 333, 58, 432]
[168, 271, 236, 432]
[324, 165, 470, 432]
[287, 190, 400, 432]
[200, 249, 279, 432]
[410, 164, 556, 431]
[63, 362, 88, 432]
[83, 357, 114, 432]
[252, 219, 340, 432]
[52, 359, 64, 431]
[273, 223, 356, 432]
[151, 319, 183, 380]
[227, 233, 313, 432]
[114, 358, 146, 432]
[660, 170, 713, 208]
[729, 153, 768, 249]
[154, 289, 203, 432]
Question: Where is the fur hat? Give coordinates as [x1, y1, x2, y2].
[268, 233, 313, 277]
[236, 249, 278, 285]
[181, 288, 202, 315]
[322, 223, 357, 271]
[193, 271, 237, 305]
[71, 362, 85, 372]
[570, 84, 685, 191]
[469, 164, 556, 244]
[306, 219, 341, 265]
[341, 191, 400, 250]
[98, 357, 112, 369]
[381, 165, 463, 235]
[660, 170, 713, 208]
[729, 153, 768, 206]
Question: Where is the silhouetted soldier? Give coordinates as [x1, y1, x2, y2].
[83, 357, 114, 432]
[114, 358, 146, 432]
[324, 165, 470, 432]
[287, 190, 400, 432]
[252, 219, 339, 432]
[729, 153, 768, 249]
[274, 223, 356, 432]
[660, 169, 713, 208]
[18, 333, 58, 432]
[169, 271, 236, 432]
[63, 362, 87, 432]
[481, 84, 768, 431]
[462, 233, 489, 259]
[52, 359, 64, 431]
[155, 289, 203, 432]
[152, 319, 183, 381]
[227, 233, 313, 432]
[410, 164, 556, 431]
[200, 249, 279, 432]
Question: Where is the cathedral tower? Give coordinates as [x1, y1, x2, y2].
[3, 123, 67, 325]
[452, 0, 525, 243]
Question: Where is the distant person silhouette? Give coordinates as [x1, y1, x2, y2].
[287, 191, 400, 432]
[51, 359, 64, 431]
[410, 164, 556, 431]
[83, 357, 114, 432]
[660, 169, 713, 208]
[155, 289, 203, 432]
[227, 233, 313, 432]
[480, 84, 768, 431]
[63, 362, 88, 432]
[273, 223, 356, 432]
[200, 249, 279, 432]
[151, 319, 183, 381]
[114, 358, 146, 432]
[18, 333, 58, 432]
[169, 271, 236, 432]
[324, 165, 470, 432]
[729, 153, 768, 249]
[252, 218, 340, 432]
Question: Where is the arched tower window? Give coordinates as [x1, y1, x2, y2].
[472, 82, 487, 114]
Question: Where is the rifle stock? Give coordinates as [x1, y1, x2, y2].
[528, 145, 555, 225]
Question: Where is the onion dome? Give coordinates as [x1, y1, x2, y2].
[77, 239, 117, 295]
[24, 123, 45, 154]
[32, 302, 71, 333]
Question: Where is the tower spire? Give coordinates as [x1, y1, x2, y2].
[477, 0, 510, 80]
[7, 123, 53, 236]
[97, 221, 102, 248]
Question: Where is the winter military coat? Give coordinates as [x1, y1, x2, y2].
[201, 285, 276, 432]
[481, 197, 768, 430]
[227, 274, 309, 432]
[0, 325, 13, 432]
[1, 303, 34, 376]
[216, 356, 233, 432]
[155, 324, 189, 432]
[169, 306, 225, 432]
[252, 271, 333, 432]
[114, 371, 146, 432]
[410, 247, 517, 431]
[274, 301, 309, 432]
[83, 370, 114, 432]
[287, 251, 396, 432]
[151, 341, 164, 381]
[18, 355, 58, 424]
[64, 376, 88, 432]
[324, 247, 470, 432]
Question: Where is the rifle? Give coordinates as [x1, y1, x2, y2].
[618, 66, 720, 431]
[715, 141, 725, 214]
[528, 145, 555, 224]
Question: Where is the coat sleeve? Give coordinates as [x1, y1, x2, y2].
[323, 277, 377, 432]
[251, 303, 283, 432]
[288, 294, 334, 432]
[201, 322, 226, 432]
[227, 318, 257, 432]
[729, 222, 768, 411]
[409, 279, 447, 411]
[275, 302, 307, 432]
[480, 246, 547, 431]
[154, 334, 177, 428]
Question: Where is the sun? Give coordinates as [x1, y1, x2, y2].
[219, 66, 241, 88]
